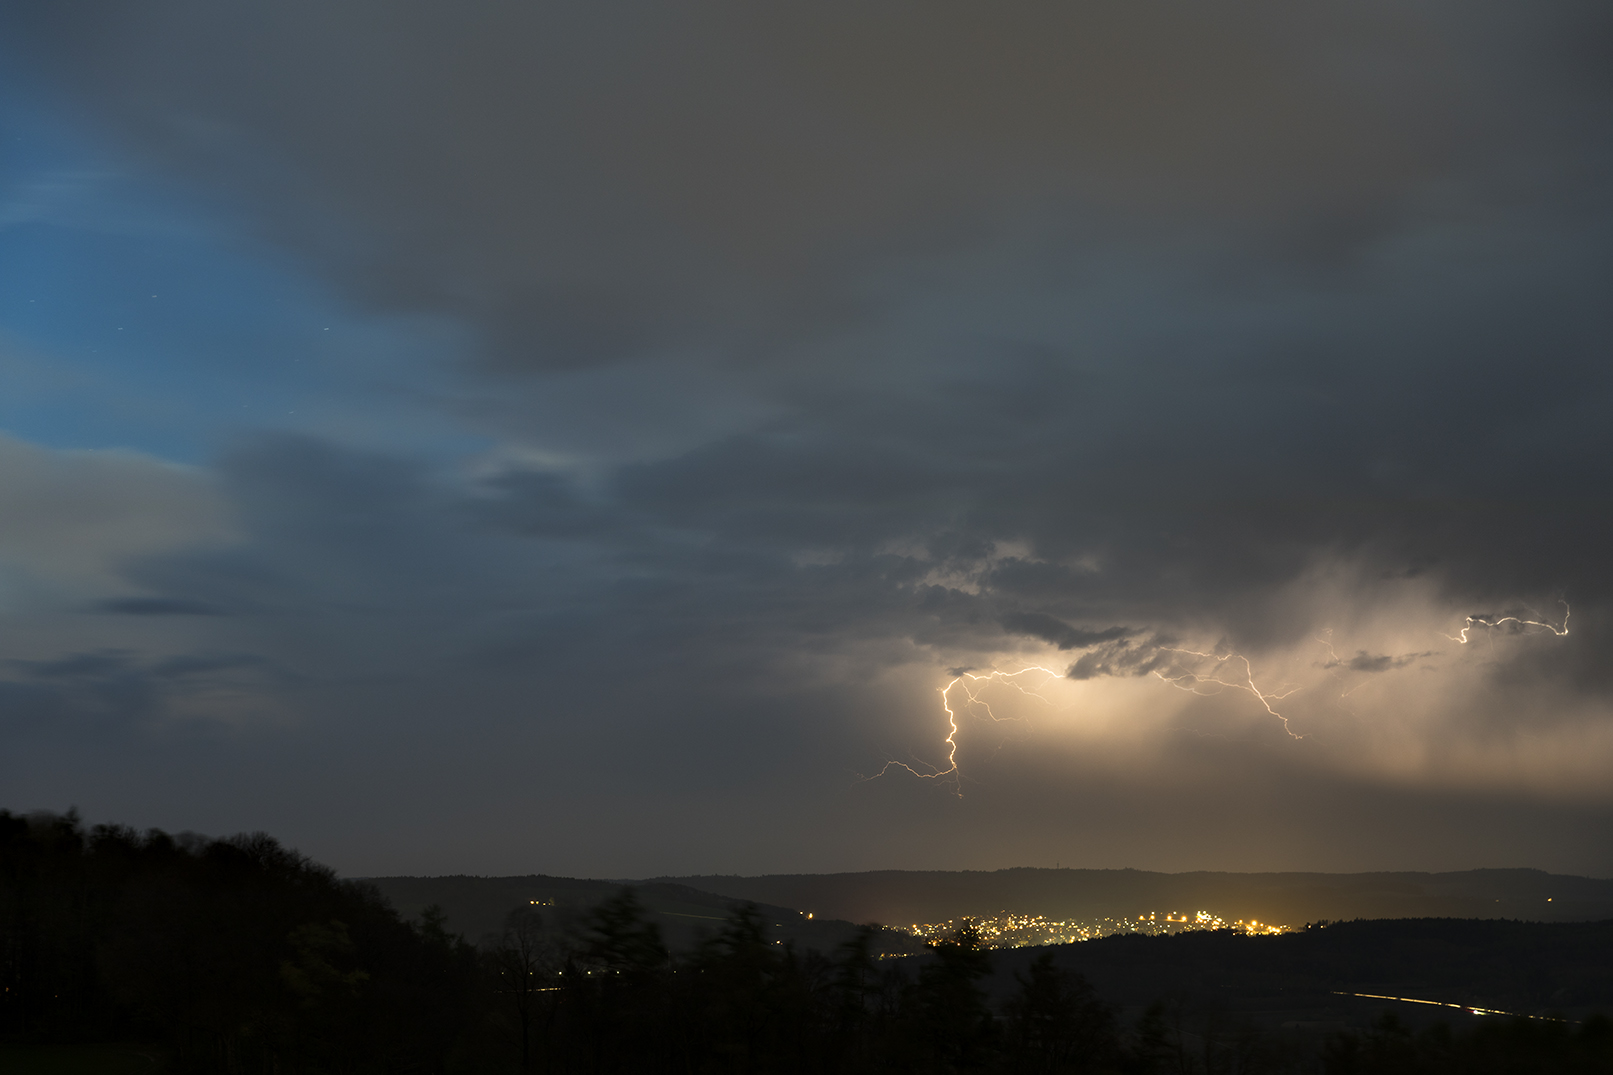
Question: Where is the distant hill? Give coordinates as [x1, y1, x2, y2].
[361, 873, 924, 955]
[650, 867, 1613, 928]
[363, 868, 1613, 957]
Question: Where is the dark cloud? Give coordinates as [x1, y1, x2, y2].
[4, 648, 280, 702]
[1341, 651, 1433, 674]
[93, 597, 225, 616]
[2, 2, 1612, 875]
[1000, 612, 1131, 651]
[16, 650, 140, 682]
[1064, 639, 1173, 683]
[8, 0, 1611, 370]
[1, 651, 168, 729]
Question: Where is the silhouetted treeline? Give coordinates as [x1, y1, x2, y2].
[0, 810, 478, 1072]
[4, 812, 1611, 1074]
[476, 892, 1152, 1074]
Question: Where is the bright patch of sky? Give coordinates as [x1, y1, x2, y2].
[0, 70, 477, 465]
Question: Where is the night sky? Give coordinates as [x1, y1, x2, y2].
[2, 2, 1610, 879]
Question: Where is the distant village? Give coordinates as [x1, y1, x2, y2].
[902, 909, 1291, 949]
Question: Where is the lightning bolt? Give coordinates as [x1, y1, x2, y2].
[1446, 600, 1569, 644]
[1150, 649, 1305, 739]
[867, 666, 1061, 793]
[1313, 631, 1370, 701]
[870, 651, 1303, 792]
[876, 599, 1570, 793]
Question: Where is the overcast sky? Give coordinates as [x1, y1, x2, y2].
[2, 1, 1610, 879]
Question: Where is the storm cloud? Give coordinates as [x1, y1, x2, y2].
[1000, 613, 1133, 652]
[0, 1, 1610, 877]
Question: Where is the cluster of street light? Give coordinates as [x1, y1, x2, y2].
[902, 910, 1291, 949]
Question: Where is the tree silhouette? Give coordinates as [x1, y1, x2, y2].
[917, 918, 995, 1071]
[1005, 951, 1117, 1073]
[488, 906, 556, 1073]
[573, 887, 669, 1074]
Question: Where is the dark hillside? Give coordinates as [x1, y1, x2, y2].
[0, 811, 476, 1073]
[984, 918, 1613, 1024]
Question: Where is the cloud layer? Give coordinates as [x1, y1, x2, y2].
[1, 1, 1611, 876]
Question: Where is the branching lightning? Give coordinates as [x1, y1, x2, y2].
[1150, 649, 1305, 739]
[866, 666, 1061, 792]
[873, 600, 1570, 794]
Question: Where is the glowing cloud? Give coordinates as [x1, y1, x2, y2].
[877, 601, 1573, 795]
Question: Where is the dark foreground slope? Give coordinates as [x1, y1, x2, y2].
[661, 867, 1613, 926]
[0, 811, 477, 1073]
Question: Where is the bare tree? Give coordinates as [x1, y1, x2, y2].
[488, 906, 557, 1073]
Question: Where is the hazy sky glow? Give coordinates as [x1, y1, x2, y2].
[2, 1, 1611, 878]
